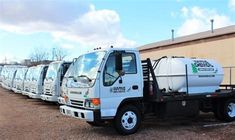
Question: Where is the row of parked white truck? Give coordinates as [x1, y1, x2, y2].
[1, 47, 235, 135]
[0, 61, 71, 104]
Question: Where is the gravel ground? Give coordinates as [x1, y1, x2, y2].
[1, 86, 235, 140]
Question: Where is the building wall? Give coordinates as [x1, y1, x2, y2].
[139, 36, 235, 84]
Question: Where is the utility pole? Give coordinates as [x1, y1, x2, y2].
[52, 48, 55, 60]
[171, 29, 174, 41]
[4, 56, 7, 64]
[210, 19, 214, 33]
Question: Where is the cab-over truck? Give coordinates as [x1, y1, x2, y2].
[60, 47, 235, 135]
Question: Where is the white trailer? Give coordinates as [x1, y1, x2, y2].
[28, 65, 48, 99]
[41, 61, 71, 102]
[60, 47, 235, 135]
[12, 67, 28, 93]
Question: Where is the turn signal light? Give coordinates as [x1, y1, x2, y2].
[91, 98, 100, 106]
[63, 95, 68, 103]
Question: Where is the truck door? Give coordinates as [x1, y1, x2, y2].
[100, 51, 142, 117]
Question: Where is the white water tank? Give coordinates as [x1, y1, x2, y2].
[154, 57, 224, 94]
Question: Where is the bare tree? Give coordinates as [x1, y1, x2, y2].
[53, 47, 68, 61]
[30, 47, 50, 62]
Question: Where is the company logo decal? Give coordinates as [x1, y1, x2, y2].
[110, 87, 125, 93]
[191, 60, 215, 73]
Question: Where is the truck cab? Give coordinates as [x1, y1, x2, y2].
[28, 65, 48, 99]
[0, 66, 8, 86]
[2, 66, 25, 90]
[22, 66, 36, 96]
[41, 61, 71, 102]
[0, 66, 3, 80]
[12, 67, 28, 93]
[60, 48, 143, 133]
[58, 62, 75, 104]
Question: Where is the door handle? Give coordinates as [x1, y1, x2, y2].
[132, 85, 138, 90]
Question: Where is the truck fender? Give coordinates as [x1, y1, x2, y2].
[116, 97, 144, 116]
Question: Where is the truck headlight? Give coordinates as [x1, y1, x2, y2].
[85, 98, 100, 109]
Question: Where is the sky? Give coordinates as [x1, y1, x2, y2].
[0, 0, 234, 63]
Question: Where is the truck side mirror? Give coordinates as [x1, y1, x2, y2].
[72, 58, 77, 65]
[115, 52, 123, 73]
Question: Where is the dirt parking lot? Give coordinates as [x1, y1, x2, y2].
[1, 86, 235, 140]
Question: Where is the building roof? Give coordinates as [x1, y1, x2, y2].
[138, 25, 235, 51]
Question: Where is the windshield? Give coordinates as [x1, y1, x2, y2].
[45, 62, 60, 81]
[25, 67, 34, 81]
[15, 69, 22, 80]
[64, 63, 74, 78]
[15, 68, 27, 80]
[32, 66, 42, 81]
[69, 51, 106, 87]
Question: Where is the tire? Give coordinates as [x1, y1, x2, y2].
[222, 99, 235, 122]
[213, 101, 224, 121]
[114, 105, 141, 135]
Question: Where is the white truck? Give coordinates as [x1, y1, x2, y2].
[28, 65, 48, 99]
[57, 61, 77, 104]
[60, 47, 235, 135]
[0, 65, 8, 85]
[41, 61, 71, 102]
[22, 66, 36, 96]
[2, 66, 26, 90]
[0, 66, 3, 78]
[12, 67, 28, 93]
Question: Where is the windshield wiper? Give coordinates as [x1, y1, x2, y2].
[77, 75, 92, 82]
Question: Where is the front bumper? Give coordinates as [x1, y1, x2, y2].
[58, 97, 66, 104]
[2, 84, 11, 90]
[60, 105, 95, 122]
[28, 92, 41, 99]
[12, 88, 22, 94]
[22, 91, 31, 96]
[41, 94, 58, 102]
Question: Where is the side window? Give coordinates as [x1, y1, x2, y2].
[122, 53, 137, 74]
[103, 52, 137, 86]
[104, 53, 119, 86]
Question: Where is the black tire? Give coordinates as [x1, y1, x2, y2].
[213, 101, 224, 121]
[222, 99, 235, 122]
[114, 105, 141, 135]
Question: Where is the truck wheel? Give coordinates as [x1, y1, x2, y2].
[213, 101, 224, 121]
[222, 99, 235, 122]
[114, 105, 141, 135]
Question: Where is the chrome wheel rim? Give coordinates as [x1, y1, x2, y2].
[228, 103, 235, 117]
[121, 111, 137, 130]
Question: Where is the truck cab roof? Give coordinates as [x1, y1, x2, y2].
[90, 46, 138, 53]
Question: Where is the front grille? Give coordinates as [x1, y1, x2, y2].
[25, 88, 29, 92]
[70, 100, 84, 107]
[45, 88, 51, 94]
